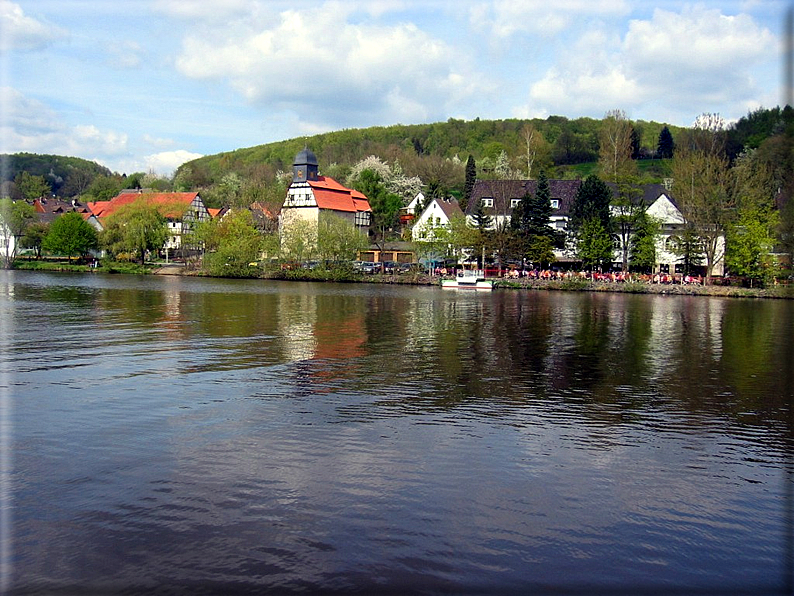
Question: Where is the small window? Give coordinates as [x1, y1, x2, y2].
[510, 199, 521, 208]
[550, 199, 559, 209]
[482, 198, 493, 208]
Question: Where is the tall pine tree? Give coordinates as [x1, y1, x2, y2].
[462, 154, 476, 212]
[657, 126, 675, 159]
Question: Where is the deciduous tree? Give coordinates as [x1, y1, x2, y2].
[670, 115, 733, 284]
[0, 198, 35, 268]
[101, 202, 168, 263]
[42, 212, 98, 262]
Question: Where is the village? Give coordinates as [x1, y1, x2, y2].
[4, 143, 779, 293]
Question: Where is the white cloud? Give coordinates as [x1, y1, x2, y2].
[151, 0, 258, 22]
[144, 150, 203, 177]
[0, 0, 67, 51]
[469, 0, 630, 38]
[173, 3, 480, 130]
[0, 87, 128, 163]
[525, 5, 778, 124]
[105, 40, 144, 70]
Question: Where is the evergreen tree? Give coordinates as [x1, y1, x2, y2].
[657, 126, 675, 159]
[463, 154, 476, 211]
[630, 126, 641, 159]
[570, 175, 611, 232]
[471, 199, 493, 232]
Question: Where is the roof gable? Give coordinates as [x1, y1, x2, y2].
[306, 176, 371, 213]
[88, 191, 201, 220]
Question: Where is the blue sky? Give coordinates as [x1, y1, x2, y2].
[0, 0, 789, 176]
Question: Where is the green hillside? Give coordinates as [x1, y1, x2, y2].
[175, 116, 686, 188]
[0, 153, 112, 197]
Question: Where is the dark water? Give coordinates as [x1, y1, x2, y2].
[1, 271, 792, 595]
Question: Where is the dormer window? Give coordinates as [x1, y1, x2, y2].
[510, 199, 521, 209]
[482, 198, 493, 208]
[550, 199, 559, 209]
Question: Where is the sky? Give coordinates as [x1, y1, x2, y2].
[0, 0, 791, 176]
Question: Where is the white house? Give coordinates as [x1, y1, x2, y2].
[411, 197, 464, 241]
[466, 179, 725, 275]
[280, 148, 372, 244]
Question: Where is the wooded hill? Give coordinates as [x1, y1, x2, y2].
[0, 153, 112, 197]
[175, 116, 688, 188]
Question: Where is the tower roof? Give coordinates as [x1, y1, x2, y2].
[293, 147, 318, 167]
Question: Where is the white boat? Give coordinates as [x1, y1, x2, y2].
[441, 270, 494, 290]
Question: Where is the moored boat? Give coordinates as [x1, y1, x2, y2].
[441, 270, 494, 290]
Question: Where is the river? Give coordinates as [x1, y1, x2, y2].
[1, 271, 792, 595]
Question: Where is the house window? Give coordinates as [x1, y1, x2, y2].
[355, 211, 371, 226]
[482, 198, 493, 208]
[550, 199, 559, 209]
[510, 199, 521, 209]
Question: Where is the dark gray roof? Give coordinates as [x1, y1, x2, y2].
[467, 179, 582, 217]
[468, 179, 678, 217]
[293, 147, 318, 167]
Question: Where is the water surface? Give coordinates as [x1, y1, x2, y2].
[2, 271, 792, 594]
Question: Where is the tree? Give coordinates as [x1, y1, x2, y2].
[511, 170, 560, 265]
[576, 217, 613, 271]
[629, 212, 659, 272]
[353, 169, 402, 254]
[669, 226, 704, 275]
[0, 198, 35, 268]
[670, 115, 733, 284]
[42, 212, 98, 262]
[657, 126, 675, 159]
[524, 235, 556, 268]
[462, 154, 476, 211]
[471, 198, 493, 233]
[279, 217, 317, 264]
[725, 207, 779, 286]
[569, 175, 611, 233]
[85, 175, 123, 202]
[317, 213, 368, 262]
[21, 221, 49, 259]
[14, 172, 51, 200]
[520, 122, 551, 179]
[599, 110, 635, 181]
[198, 209, 263, 277]
[101, 202, 168, 263]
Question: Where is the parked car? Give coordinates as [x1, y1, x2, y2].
[398, 262, 421, 274]
[381, 261, 400, 274]
[353, 261, 378, 274]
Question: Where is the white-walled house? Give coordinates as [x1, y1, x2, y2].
[465, 179, 725, 276]
[280, 148, 372, 245]
[411, 197, 464, 241]
[88, 191, 210, 254]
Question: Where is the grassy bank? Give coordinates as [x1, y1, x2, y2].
[13, 259, 154, 275]
[11, 259, 793, 299]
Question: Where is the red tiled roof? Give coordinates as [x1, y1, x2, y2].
[308, 176, 371, 213]
[208, 208, 223, 219]
[88, 192, 199, 220]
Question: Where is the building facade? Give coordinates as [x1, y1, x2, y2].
[280, 148, 372, 246]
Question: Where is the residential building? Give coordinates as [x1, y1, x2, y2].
[88, 190, 209, 254]
[280, 147, 372, 244]
[411, 197, 464, 241]
[465, 178, 725, 276]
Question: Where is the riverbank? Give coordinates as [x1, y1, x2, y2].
[11, 259, 794, 299]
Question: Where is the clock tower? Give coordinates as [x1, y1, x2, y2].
[292, 147, 319, 183]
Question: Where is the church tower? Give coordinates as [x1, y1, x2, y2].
[292, 147, 319, 183]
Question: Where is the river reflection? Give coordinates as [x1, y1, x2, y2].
[2, 271, 792, 595]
